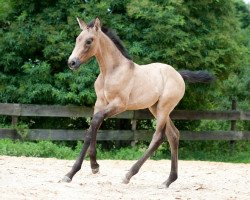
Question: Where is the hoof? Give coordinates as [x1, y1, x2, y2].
[92, 167, 99, 174]
[122, 177, 130, 184]
[165, 173, 178, 188]
[61, 176, 72, 183]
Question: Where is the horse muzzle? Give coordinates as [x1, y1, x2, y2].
[68, 57, 81, 70]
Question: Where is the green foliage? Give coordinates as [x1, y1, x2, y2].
[0, 0, 98, 105]
[14, 123, 29, 139]
[0, 0, 12, 21]
[0, 139, 249, 163]
[0, 139, 78, 159]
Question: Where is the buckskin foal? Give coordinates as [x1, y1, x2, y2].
[64, 17, 213, 188]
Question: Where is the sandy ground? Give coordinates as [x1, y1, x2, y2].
[0, 156, 249, 200]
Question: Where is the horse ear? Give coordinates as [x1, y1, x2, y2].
[94, 17, 101, 31]
[76, 17, 87, 30]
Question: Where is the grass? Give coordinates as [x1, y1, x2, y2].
[0, 139, 249, 163]
[0, 139, 78, 159]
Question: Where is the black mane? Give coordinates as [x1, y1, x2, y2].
[88, 20, 131, 60]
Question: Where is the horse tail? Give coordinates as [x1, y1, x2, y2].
[178, 70, 215, 83]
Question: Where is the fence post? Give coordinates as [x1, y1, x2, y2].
[11, 116, 18, 126]
[230, 99, 237, 153]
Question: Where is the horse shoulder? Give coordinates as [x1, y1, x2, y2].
[105, 61, 134, 90]
[94, 74, 104, 91]
[93, 61, 134, 107]
[93, 74, 108, 112]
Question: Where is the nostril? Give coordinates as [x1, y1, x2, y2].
[71, 60, 76, 66]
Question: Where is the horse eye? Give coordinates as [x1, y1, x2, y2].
[86, 38, 93, 45]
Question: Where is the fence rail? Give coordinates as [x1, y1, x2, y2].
[0, 103, 250, 141]
[1, 103, 250, 120]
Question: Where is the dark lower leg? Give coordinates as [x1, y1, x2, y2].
[62, 131, 91, 182]
[88, 112, 105, 174]
[89, 138, 99, 173]
[163, 122, 179, 188]
[88, 107, 125, 174]
[63, 112, 105, 182]
[123, 130, 165, 184]
[163, 149, 178, 187]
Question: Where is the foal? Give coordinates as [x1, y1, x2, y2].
[64, 17, 213, 188]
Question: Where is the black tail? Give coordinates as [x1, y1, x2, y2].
[178, 70, 215, 83]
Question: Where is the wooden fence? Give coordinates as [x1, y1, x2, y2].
[0, 103, 250, 141]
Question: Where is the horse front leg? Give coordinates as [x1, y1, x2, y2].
[62, 98, 126, 182]
[62, 111, 105, 182]
[89, 99, 127, 174]
[88, 110, 105, 174]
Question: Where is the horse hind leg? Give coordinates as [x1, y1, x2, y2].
[122, 105, 165, 184]
[123, 129, 165, 184]
[159, 118, 180, 188]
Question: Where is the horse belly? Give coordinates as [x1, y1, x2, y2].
[127, 90, 159, 110]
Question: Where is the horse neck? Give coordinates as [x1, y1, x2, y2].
[95, 32, 127, 76]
